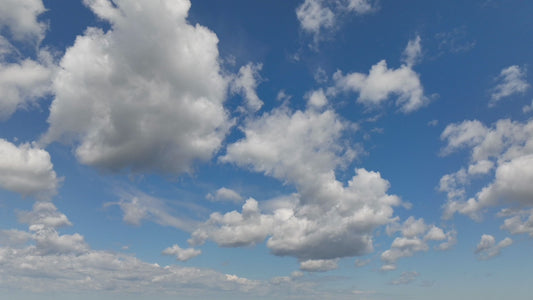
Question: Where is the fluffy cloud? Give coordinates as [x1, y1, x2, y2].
[206, 187, 244, 204]
[490, 65, 530, 105]
[162, 244, 201, 262]
[331, 37, 428, 113]
[474, 234, 512, 260]
[499, 209, 533, 237]
[0, 41, 54, 120]
[0, 0, 47, 43]
[440, 119, 533, 220]
[191, 104, 402, 267]
[0, 203, 327, 298]
[0, 139, 59, 199]
[402, 36, 422, 67]
[231, 63, 264, 113]
[41, 0, 231, 174]
[381, 217, 455, 270]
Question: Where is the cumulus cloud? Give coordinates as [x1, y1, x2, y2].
[231, 63, 263, 113]
[206, 187, 243, 203]
[41, 0, 231, 174]
[0, 139, 60, 199]
[162, 244, 201, 262]
[402, 35, 422, 67]
[381, 217, 454, 270]
[331, 37, 428, 113]
[475, 234, 512, 260]
[440, 118, 533, 220]
[0, 42, 54, 120]
[490, 65, 529, 105]
[0, 0, 47, 43]
[191, 104, 403, 267]
[1, 203, 336, 298]
[499, 209, 533, 237]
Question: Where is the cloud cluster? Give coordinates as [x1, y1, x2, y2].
[42, 0, 231, 174]
[381, 217, 455, 271]
[206, 187, 244, 204]
[330, 36, 428, 113]
[190, 103, 403, 270]
[490, 65, 529, 105]
[440, 118, 533, 224]
[0, 139, 59, 199]
[0, 0, 53, 120]
[475, 234, 512, 260]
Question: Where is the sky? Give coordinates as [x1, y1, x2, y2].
[0, 0, 532, 299]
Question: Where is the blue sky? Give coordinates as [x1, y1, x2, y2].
[0, 0, 532, 299]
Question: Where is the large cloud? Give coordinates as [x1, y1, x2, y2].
[0, 139, 59, 199]
[41, 0, 231, 174]
[191, 102, 403, 266]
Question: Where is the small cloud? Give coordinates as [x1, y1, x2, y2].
[390, 271, 419, 285]
[206, 187, 244, 204]
[475, 234, 513, 260]
[490, 65, 530, 106]
[299, 259, 339, 272]
[162, 244, 202, 262]
[428, 119, 439, 127]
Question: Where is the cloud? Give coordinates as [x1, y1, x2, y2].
[296, 0, 375, 44]
[499, 209, 533, 237]
[306, 89, 328, 108]
[475, 234, 512, 260]
[106, 189, 198, 232]
[440, 118, 533, 220]
[0, 43, 54, 120]
[0, 139, 60, 199]
[331, 37, 428, 113]
[381, 217, 454, 270]
[299, 259, 339, 272]
[390, 271, 419, 285]
[490, 65, 530, 105]
[162, 244, 202, 262]
[41, 0, 232, 174]
[1, 204, 338, 298]
[0, 0, 47, 43]
[206, 187, 244, 203]
[191, 103, 403, 266]
[402, 35, 422, 67]
[231, 63, 264, 113]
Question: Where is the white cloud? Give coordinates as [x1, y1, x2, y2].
[440, 119, 533, 220]
[206, 187, 243, 203]
[18, 202, 71, 228]
[106, 189, 198, 232]
[299, 259, 339, 272]
[0, 46, 54, 120]
[231, 63, 264, 113]
[475, 234, 512, 260]
[331, 38, 428, 113]
[381, 217, 454, 270]
[306, 89, 328, 108]
[0, 139, 60, 199]
[192, 104, 403, 264]
[0, 0, 47, 43]
[402, 36, 422, 67]
[499, 209, 533, 237]
[162, 244, 202, 262]
[296, 0, 375, 44]
[41, 0, 232, 174]
[390, 271, 419, 285]
[490, 65, 530, 105]
[523, 99, 533, 113]
[296, 0, 335, 36]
